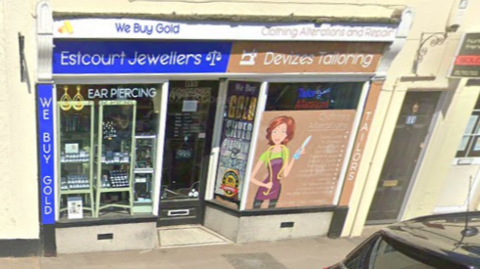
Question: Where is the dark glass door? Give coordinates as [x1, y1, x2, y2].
[158, 80, 219, 226]
[367, 91, 441, 223]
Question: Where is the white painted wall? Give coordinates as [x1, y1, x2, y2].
[343, 0, 480, 236]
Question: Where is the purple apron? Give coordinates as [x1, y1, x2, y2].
[255, 158, 283, 201]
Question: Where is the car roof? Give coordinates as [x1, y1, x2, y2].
[381, 211, 480, 268]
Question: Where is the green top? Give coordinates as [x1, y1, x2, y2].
[259, 147, 289, 167]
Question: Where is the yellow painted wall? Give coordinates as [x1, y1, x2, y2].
[402, 83, 480, 221]
[0, 0, 475, 240]
[50, 0, 400, 19]
[0, 0, 40, 239]
[345, 0, 480, 236]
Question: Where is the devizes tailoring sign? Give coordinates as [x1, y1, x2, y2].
[52, 40, 386, 75]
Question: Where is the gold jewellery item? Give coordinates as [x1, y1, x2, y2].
[72, 86, 84, 111]
[59, 86, 72, 111]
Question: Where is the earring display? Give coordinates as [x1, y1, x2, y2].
[103, 121, 117, 140]
[135, 136, 155, 170]
[61, 150, 90, 163]
[56, 84, 164, 220]
[133, 135, 156, 213]
[101, 175, 111, 188]
[61, 175, 90, 190]
[57, 100, 95, 219]
[108, 170, 129, 188]
[61, 114, 91, 133]
[95, 100, 137, 218]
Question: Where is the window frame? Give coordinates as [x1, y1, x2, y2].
[456, 96, 480, 158]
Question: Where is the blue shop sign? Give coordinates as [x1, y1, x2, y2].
[37, 84, 55, 225]
[53, 40, 233, 74]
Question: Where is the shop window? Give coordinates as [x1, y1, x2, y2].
[266, 82, 363, 111]
[244, 82, 364, 210]
[57, 84, 162, 220]
[456, 96, 480, 158]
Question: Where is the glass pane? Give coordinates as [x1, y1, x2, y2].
[458, 136, 470, 151]
[266, 82, 363, 111]
[97, 101, 136, 216]
[343, 237, 379, 268]
[57, 84, 162, 220]
[214, 81, 261, 208]
[472, 136, 480, 152]
[465, 115, 478, 134]
[58, 100, 95, 220]
[369, 239, 434, 269]
[161, 81, 218, 200]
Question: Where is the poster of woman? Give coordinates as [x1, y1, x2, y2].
[249, 116, 310, 209]
[246, 110, 356, 209]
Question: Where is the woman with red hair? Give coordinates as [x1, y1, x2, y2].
[249, 116, 306, 209]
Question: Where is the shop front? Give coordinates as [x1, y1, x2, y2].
[36, 10, 411, 254]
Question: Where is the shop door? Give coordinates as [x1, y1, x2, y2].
[158, 80, 219, 226]
[367, 91, 441, 223]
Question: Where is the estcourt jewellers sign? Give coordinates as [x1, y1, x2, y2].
[54, 18, 398, 42]
[53, 40, 386, 75]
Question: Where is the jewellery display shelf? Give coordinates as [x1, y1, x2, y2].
[94, 100, 137, 218]
[133, 135, 156, 213]
[57, 101, 95, 218]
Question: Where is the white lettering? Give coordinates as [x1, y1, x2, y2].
[44, 205, 52, 215]
[44, 185, 53, 195]
[43, 132, 50, 143]
[39, 97, 52, 108]
[43, 175, 52, 185]
[43, 109, 50, 120]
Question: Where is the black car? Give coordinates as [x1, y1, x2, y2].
[327, 211, 480, 269]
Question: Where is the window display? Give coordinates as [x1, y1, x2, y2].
[56, 84, 162, 221]
[133, 135, 156, 213]
[95, 100, 136, 217]
[57, 99, 95, 219]
[244, 82, 362, 209]
[266, 82, 363, 111]
[161, 80, 218, 201]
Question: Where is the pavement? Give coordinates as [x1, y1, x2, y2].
[0, 227, 382, 269]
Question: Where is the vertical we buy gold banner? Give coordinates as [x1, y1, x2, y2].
[214, 82, 261, 202]
[245, 110, 356, 210]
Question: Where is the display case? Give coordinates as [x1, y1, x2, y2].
[57, 101, 95, 219]
[133, 135, 156, 213]
[95, 100, 136, 217]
